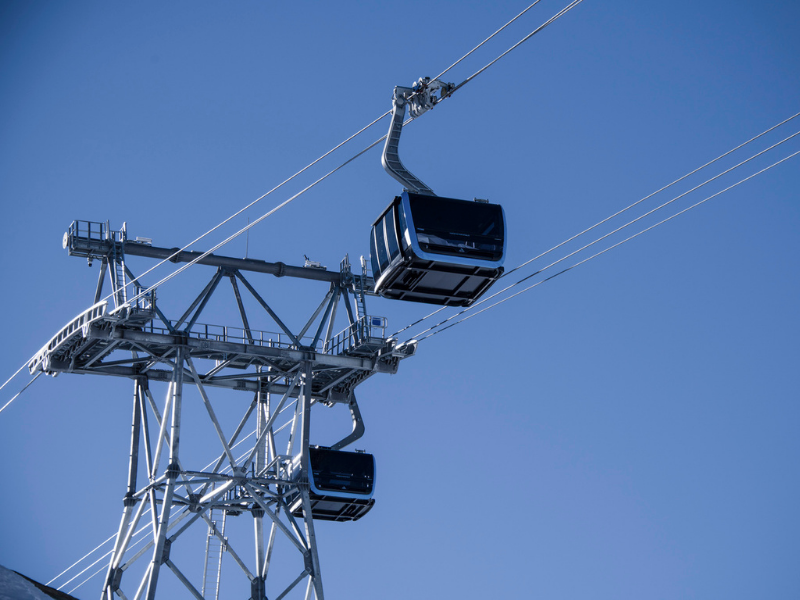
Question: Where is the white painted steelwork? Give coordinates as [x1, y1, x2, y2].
[31, 221, 417, 600]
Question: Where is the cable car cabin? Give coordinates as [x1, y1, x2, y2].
[289, 447, 376, 522]
[370, 191, 506, 306]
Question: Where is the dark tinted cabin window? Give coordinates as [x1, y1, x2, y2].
[384, 211, 400, 259]
[375, 219, 389, 270]
[369, 228, 380, 276]
[407, 194, 504, 260]
[310, 448, 374, 495]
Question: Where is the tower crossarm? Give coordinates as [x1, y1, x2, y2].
[29, 315, 414, 398]
[65, 220, 349, 285]
[42, 219, 418, 395]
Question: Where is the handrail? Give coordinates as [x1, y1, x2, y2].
[28, 301, 109, 373]
[325, 316, 387, 355]
[142, 321, 319, 351]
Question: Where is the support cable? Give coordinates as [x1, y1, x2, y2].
[411, 149, 800, 343]
[60, 435, 259, 594]
[0, 113, 389, 400]
[449, 0, 585, 96]
[127, 133, 390, 305]
[2, 0, 583, 401]
[0, 361, 31, 397]
[121, 0, 584, 306]
[431, 1, 544, 83]
[46, 533, 117, 587]
[0, 371, 41, 415]
[49, 429, 258, 589]
[105, 111, 390, 307]
[408, 129, 800, 340]
[392, 112, 800, 337]
[501, 112, 800, 280]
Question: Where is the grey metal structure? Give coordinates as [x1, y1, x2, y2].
[381, 78, 452, 195]
[31, 220, 416, 599]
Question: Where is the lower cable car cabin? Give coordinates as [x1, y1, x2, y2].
[370, 191, 506, 306]
[289, 447, 376, 522]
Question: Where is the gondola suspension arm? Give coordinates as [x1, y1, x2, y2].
[381, 78, 453, 196]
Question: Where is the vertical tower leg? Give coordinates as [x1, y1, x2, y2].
[102, 377, 144, 599]
[251, 375, 267, 599]
[251, 508, 266, 600]
[262, 381, 278, 582]
[145, 348, 184, 600]
[299, 361, 324, 600]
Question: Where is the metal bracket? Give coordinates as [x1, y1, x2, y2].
[161, 538, 172, 564]
[330, 394, 365, 450]
[407, 77, 453, 118]
[106, 567, 123, 592]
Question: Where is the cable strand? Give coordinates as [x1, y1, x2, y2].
[451, 0, 585, 95]
[101, 109, 391, 309]
[414, 149, 800, 342]
[432, 1, 544, 83]
[392, 111, 800, 337]
[0, 371, 42, 415]
[125, 0, 587, 304]
[400, 120, 800, 340]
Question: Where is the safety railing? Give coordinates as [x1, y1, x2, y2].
[325, 316, 387, 355]
[68, 220, 126, 243]
[131, 285, 156, 313]
[28, 301, 109, 373]
[142, 321, 318, 351]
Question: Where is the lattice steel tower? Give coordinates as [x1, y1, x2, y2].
[30, 221, 416, 599]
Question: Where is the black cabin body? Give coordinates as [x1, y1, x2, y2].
[370, 191, 506, 306]
[289, 447, 376, 522]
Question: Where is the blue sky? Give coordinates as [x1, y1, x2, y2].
[1, 1, 798, 598]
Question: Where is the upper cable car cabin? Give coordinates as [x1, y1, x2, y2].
[289, 447, 376, 522]
[370, 191, 506, 306]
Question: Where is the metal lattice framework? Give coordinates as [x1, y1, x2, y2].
[30, 221, 416, 599]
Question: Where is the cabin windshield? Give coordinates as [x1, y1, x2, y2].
[408, 194, 504, 260]
[310, 448, 374, 495]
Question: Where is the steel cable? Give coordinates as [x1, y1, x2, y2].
[432, 1, 544, 83]
[500, 112, 800, 280]
[122, 0, 585, 305]
[49, 429, 258, 589]
[2, 0, 585, 404]
[62, 433, 264, 593]
[1, 0, 586, 400]
[393, 114, 800, 338]
[103, 110, 391, 306]
[0, 371, 41, 415]
[450, 0, 585, 95]
[0, 113, 389, 402]
[410, 148, 800, 343]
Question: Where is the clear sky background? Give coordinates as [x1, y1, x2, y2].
[1, 1, 798, 598]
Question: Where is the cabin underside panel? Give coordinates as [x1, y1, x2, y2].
[376, 257, 503, 307]
[289, 493, 375, 522]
